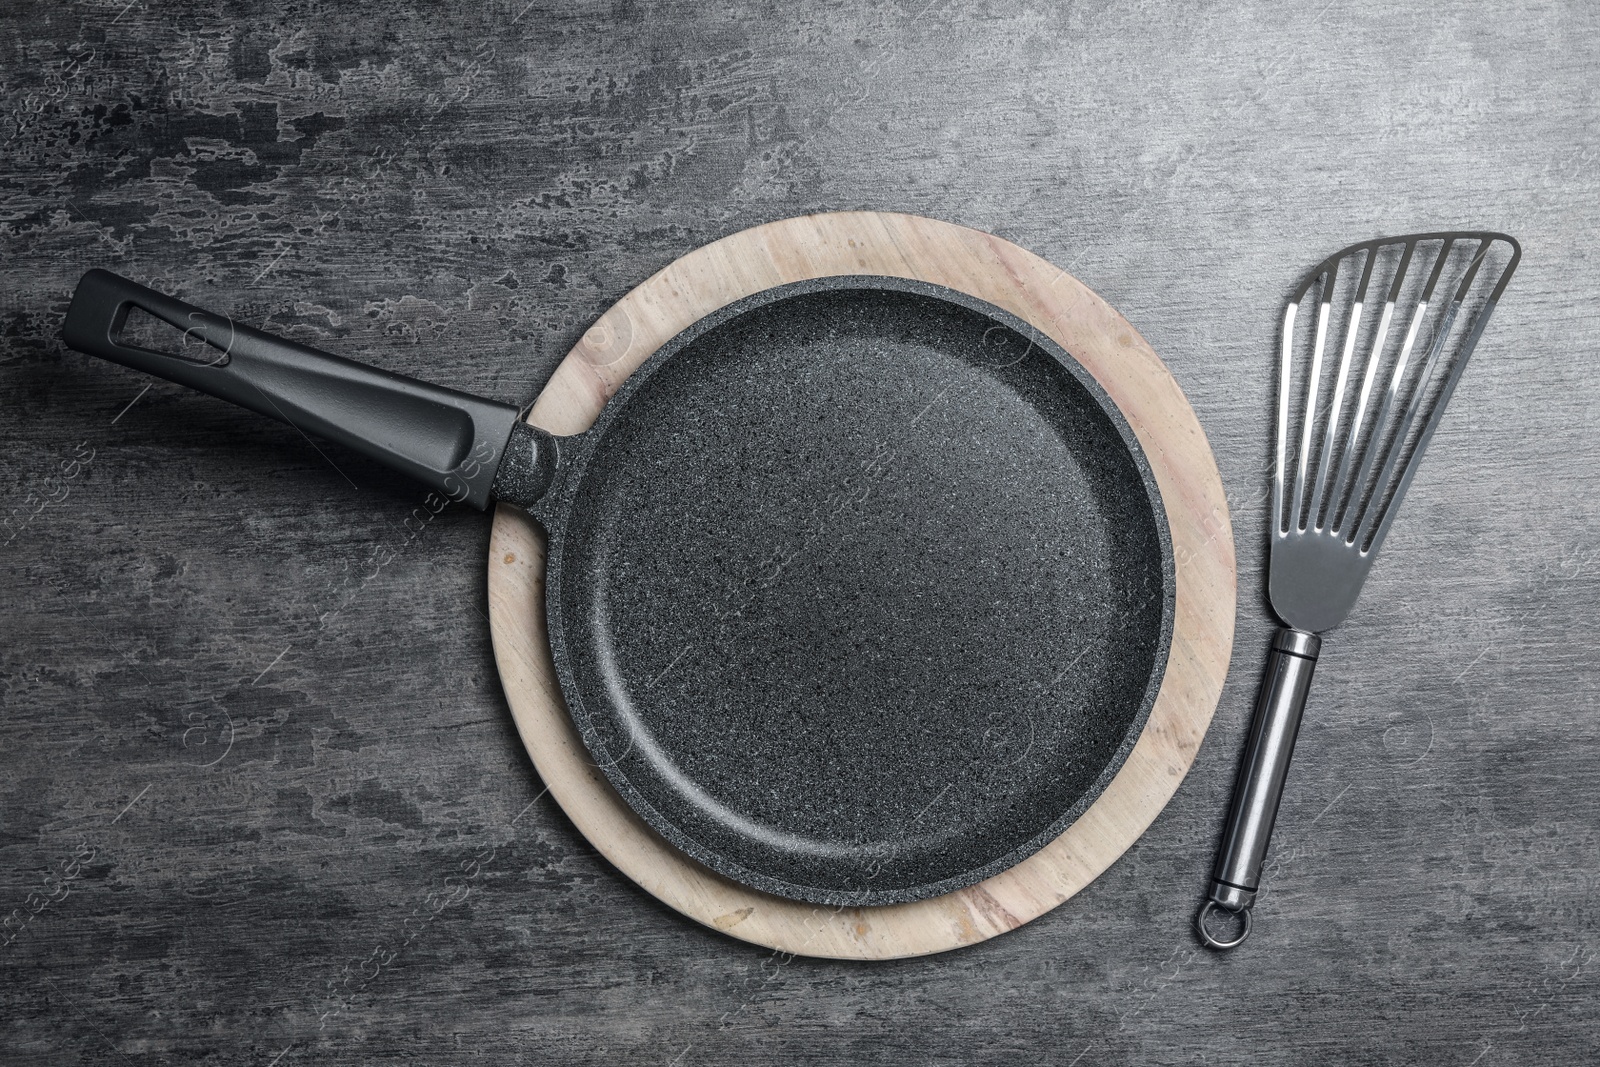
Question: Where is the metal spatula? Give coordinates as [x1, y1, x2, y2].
[1196, 231, 1521, 949]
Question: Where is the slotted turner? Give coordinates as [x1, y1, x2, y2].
[1196, 231, 1522, 949]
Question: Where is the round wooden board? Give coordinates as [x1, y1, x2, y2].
[487, 212, 1236, 960]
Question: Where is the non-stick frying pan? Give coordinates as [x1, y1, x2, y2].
[61, 267, 1173, 906]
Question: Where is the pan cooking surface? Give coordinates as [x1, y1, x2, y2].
[540, 277, 1172, 905]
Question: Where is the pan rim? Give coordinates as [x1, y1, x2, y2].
[535, 273, 1176, 906]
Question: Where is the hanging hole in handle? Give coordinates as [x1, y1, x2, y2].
[1196, 900, 1252, 950]
[116, 304, 235, 367]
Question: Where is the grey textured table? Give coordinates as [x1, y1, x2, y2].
[3, 2, 1596, 1064]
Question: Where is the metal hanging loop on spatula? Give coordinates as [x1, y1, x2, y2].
[1196, 231, 1521, 950]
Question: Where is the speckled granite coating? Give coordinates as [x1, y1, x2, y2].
[537, 277, 1174, 905]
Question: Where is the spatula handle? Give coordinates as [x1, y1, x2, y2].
[61, 269, 525, 510]
[1197, 627, 1320, 949]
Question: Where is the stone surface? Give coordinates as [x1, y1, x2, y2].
[542, 279, 1171, 906]
[1, 1, 1596, 1064]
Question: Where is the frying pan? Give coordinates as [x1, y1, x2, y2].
[61, 266, 1174, 906]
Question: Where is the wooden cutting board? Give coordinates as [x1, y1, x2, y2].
[486, 211, 1236, 960]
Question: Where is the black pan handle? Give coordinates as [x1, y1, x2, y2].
[61, 269, 548, 510]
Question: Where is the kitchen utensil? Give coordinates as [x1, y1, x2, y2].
[61, 263, 1175, 907]
[1196, 231, 1521, 949]
[488, 212, 1236, 958]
